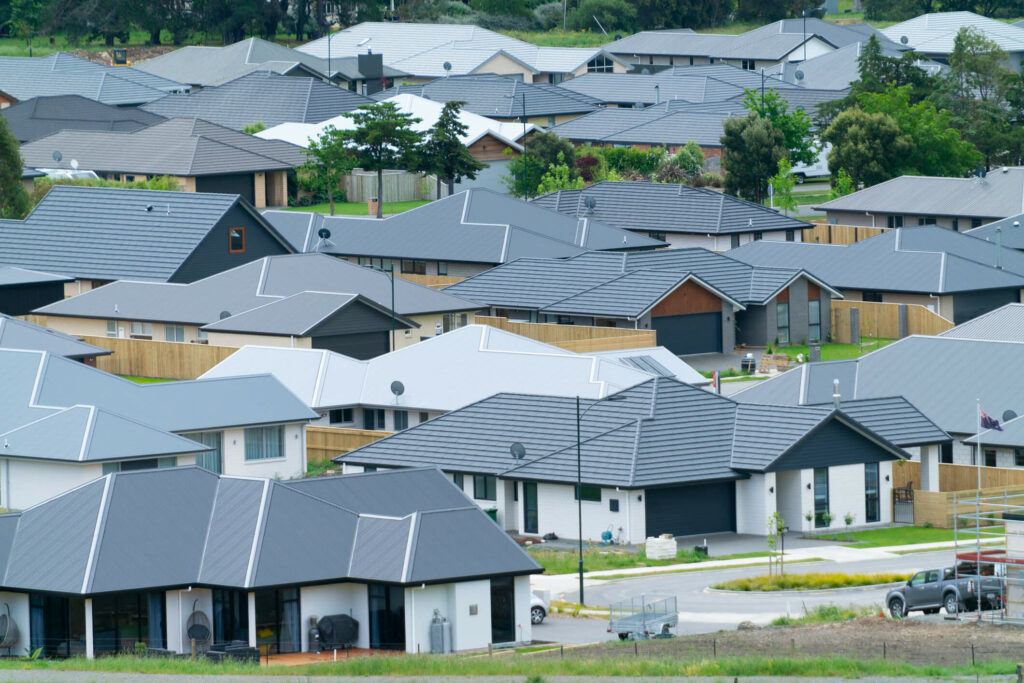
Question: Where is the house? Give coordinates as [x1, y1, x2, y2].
[882, 12, 1024, 70]
[650, 86, 849, 123]
[733, 335, 1024, 481]
[298, 22, 628, 84]
[0, 313, 110, 363]
[729, 226, 1024, 323]
[443, 250, 841, 354]
[372, 74, 604, 127]
[140, 72, 374, 131]
[261, 188, 664, 278]
[814, 169, 1024, 230]
[18, 118, 306, 207]
[0, 95, 166, 143]
[0, 186, 295, 303]
[939, 303, 1024, 343]
[0, 466, 540, 657]
[765, 41, 946, 90]
[966, 213, 1024, 251]
[134, 37, 407, 91]
[35, 253, 480, 357]
[0, 52, 187, 107]
[200, 324, 707, 431]
[531, 181, 810, 250]
[338, 377, 947, 541]
[0, 347, 317, 509]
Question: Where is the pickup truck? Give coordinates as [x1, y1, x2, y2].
[886, 565, 1004, 617]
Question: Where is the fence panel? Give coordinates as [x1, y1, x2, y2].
[79, 336, 238, 379]
[830, 300, 952, 343]
[892, 461, 920, 491]
[802, 222, 886, 245]
[939, 462, 1024, 491]
[306, 426, 392, 464]
[914, 485, 1024, 528]
[395, 273, 466, 289]
[343, 170, 443, 203]
[475, 316, 657, 351]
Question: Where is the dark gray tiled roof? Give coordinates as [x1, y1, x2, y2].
[0, 466, 540, 594]
[549, 107, 729, 147]
[556, 73, 746, 106]
[201, 291, 416, 335]
[0, 313, 109, 359]
[141, 72, 373, 130]
[0, 95, 166, 143]
[532, 181, 810, 236]
[20, 118, 307, 176]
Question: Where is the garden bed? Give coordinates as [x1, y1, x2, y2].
[711, 572, 910, 592]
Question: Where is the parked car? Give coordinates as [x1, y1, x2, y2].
[886, 565, 1004, 617]
[531, 594, 548, 624]
[791, 144, 831, 183]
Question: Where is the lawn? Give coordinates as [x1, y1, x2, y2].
[119, 376, 174, 384]
[712, 571, 910, 591]
[774, 337, 893, 362]
[285, 200, 429, 215]
[527, 545, 767, 574]
[771, 604, 879, 626]
[810, 524, 1004, 548]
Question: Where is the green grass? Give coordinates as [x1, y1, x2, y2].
[794, 192, 833, 206]
[527, 546, 768, 574]
[811, 524, 1004, 548]
[595, 556, 823, 581]
[712, 571, 911, 592]
[306, 460, 341, 477]
[771, 604, 881, 626]
[774, 337, 894, 362]
[119, 376, 174, 384]
[698, 368, 755, 379]
[286, 200, 430, 215]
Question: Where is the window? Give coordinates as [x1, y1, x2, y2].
[230, 227, 245, 253]
[753, 231, 763, 241]
[473, 474, 497, 501]
[419, 411, 429, 423]
[394, 410, 408, 431]
[985, 449, 997, 467]
[1016, 448, 1024, 467]
[862, 291, 884, 303]
[813, 467, 829, 527]
[556, 315, 574, 325]
[329, 408, 353, 424]
[106, 320, 118, 338]
[548, 115, 556, 127]
[776, 301, 790, 344]
[730, 234, 740, 249]
[574, 485, 601, 502]
[972, 218, 983, 229]
[254, 588, 300, 654]
[244, 426, 284, 461]
[741, 59, 755, 70]
[129, 321, 152, 339]
[401, 260, 426, 275]
[864, 462, 879, 523]
[709, 57, 716, 64]
[443, 312, 469, 333]
[453, 472, 464, 490]
[165, 324, 185, 342]
[609, 498, 619, 512]
[808, 299, 821, 342]
[549, 74, 564, 85]
[785, 229, 795, 242]
[437, 261, 448, 276]
[917, 217, 937, 226]
[213, 589, 249, 645]
[952, 218, 959, 232]
[29, 593, 86, 658]
[689, 56, 694, 66]
[91, 591, 166, 654]
[587, 55, 613, 73]
[887, 215, 903, 229]
[358, 256, 393, 272]
[183, 431, 223, 474]
[941, 442, 953, 464]
[363, 409, 385, 430]
[363, 466, 377, 473]
[649, 231, 667, 242]
[196, 328, 208, 343]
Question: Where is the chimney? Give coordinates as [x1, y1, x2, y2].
[832, 379, 840, 410]
[996, 228, 1003, 269]
[654, 83, 660, 105]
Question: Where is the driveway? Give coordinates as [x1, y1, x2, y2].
[679, 350, 762, 374]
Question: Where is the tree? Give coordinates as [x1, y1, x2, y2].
[46, 0, 132, 45]
[501, 150, 547, 198]
[830, 168, 854, 199]
[242, 121, 267, 135]
[418, 101, 485, 199]
[470, 0, 530, 16]
[721, 114, 786, 205]
[769, 157, 798, 216]
[672, 140, 705, 177]
[736, 0, 816, 23]
[852, 35, 934, 102]
[741, 88, 817, 165]
[946, 26, 1007, 103]
[341, 102, 422, 219]
[526, 130, 577, 173]
[0, 115, 31, 219]
[7, 0, 48, 44]
[303, 125, 355, 215]
[566, 0, 637, 33]
[822, 109, 913, 188]
[634, 0, 734, 29]
[536, 152, 585, 195]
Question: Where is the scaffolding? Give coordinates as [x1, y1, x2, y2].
[952, 489, 1024, 625]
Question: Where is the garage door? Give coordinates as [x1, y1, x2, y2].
[196, 174, 255, 204]
[645, 482, 735, 537]
[313, 332, 389, 359]
[652, 312, 722, 355]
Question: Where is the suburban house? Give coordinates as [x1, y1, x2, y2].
[0, 95, 166, 143]
[0, 313, 110, 364]
[814, 169, 1024, 230]
[298, 22, 629, 84]
[338, 377, 947, 541]
[734, 335, 1024, 478]
[730, 226, 1024, 323]
[135, 37, 408, 91]
[881, 12, 1024, 70]
[200, 324, 707, 431]
[0, 466, 540, 657]
[18, 118, 306, 207]
[262, 188, 663, 278]
[939, 303, 1024, 342]
[35, 253, 479, 357]
[0, 347, 317, 509]
[444, 249, 839, 354]
[140, 72, 374, 131]
[765, 40, 946, 90]
[966, 213, 1024, 251]
[531, 181, 810, 250]
[0, 186, 295, 303]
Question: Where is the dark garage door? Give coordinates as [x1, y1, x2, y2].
[645, 482, 735, 537]
[196, 174, 255, 204]
[313, 332, 389, 359]
[652, 312, 722, 355]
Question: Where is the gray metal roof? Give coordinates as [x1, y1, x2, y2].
[0, 95, 166, 143]
[532, 181, 809, 236]
[881, 11, 1024, 55]
[0, 265, 69, 286]
[340, 377, 940, 488]
[200, 291, 416, 335]
[765, 41, 944, 90]
[37, 253, 478, 324]
[0, 313, 109, 359]
[0, 185, 294, 282]
[548, 107, 729, 147]
[939, 304, 1024, 342]
[264, 188, 662, 261]
[654, 87, 849, 121]
[963, 412, 1024, 448]
[729, 227, 1024, 294]
[733, 335, 1024, 436]
[0, 466, 539, 594]
[965, 214, 1024, 249]
[556, 73, 747, 106]
[20, 117, 307, 177]
[141, 72, 374, 130]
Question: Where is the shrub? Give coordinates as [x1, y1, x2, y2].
[771, 604, 879, 626]
[576, 154, 602, 182]
[655, 161, 688, 183]
[703, 173, 723, 188]
[713, 572, 911, 592]
[30, 175, 182, 206]
[532, 1, 563, 29]
[565, 0, 637, 33]
[601, 146, 666, 176]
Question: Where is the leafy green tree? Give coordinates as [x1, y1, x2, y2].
[863, 0, 934, 21]
[419, 101, 486, 199]
[946, 26, 1007, 103]
[853, 35, 935, 101]
[471, 0, 530, 16]
[736, 0, 817, 22]
[671, 140, 705, 177]
[242, 121, 268, 135]
[822, 109, 912, 188]
[7, 0, 47, 42]
[634, 0, 734, 29]
[830, 168, 855, 199]
[341, 102, 422, 219]
[566, 0, 637, 33]
[537, 152, 585, 195]
[303, 125, 355, 216]
[46, 0, 132, 45]
[525, 130, 577, 173]
[501, 150, 548, 198]
[741, 89, 817, 166]
[721, 113, 786, 205]
[0, 115, 31, 219]
[769, 157, 798, 216]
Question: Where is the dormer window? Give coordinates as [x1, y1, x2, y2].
[229, 227, 245, 253]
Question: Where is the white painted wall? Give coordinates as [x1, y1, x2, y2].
[823, 462, 892, 530]
[662, 230, 800, 252]
[168, 588, 212, 654]
[735, 472, 776, 535]
[404, 584, 452, 655]
[513, 575, 532, 645]
[533, 482, 634, 543]
[5, 459, 104, 510]
[450, 580, 490, 651]
[300, 583, 369, 651]
[775, 469, 803, 532]
[0, 591, 29, 655]
[221, 424, 305, 480]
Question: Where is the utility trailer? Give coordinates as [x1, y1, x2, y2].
[608, 595, 678, 640]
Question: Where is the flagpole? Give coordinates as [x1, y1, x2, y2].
[976, 398, 982, 619]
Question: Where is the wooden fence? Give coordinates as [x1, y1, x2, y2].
[343, 170, 444, 203]
[802, 221, 887, 245]
[830, 300, 953, 343]
[307, 426, 392, 464]
[915, 485, 1024, 528]
[395, 273, 466, 289]
[893, 461, 1024, 493]
[79, 336, 238, 379]
[475, 316, 657, 352]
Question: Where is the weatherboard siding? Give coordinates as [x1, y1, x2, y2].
[171, 204, 292, 283]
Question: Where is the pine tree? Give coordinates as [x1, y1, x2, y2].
[419, 101, 485, 199]
[342, 102, 422, 218]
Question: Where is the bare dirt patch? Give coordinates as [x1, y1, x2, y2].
[70, 46, 176, 65]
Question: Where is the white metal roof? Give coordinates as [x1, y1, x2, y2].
[881, 11, 1024, 54]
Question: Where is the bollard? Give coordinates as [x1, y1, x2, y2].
[634, 641, 638, 656]
[971, 643, 975, 666]
[190, 638, 196, 660]
[1015, 662, 1022, 683]
[883, 641, 886, 659]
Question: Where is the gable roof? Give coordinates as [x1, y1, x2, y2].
[556, 72, 761, 106]
[0, 314, 109, 359]
[881, 11, 1024, 55]
[764, 41, 945, 91]
[140, 72, 374, 130]
[0, 466, 539, 595]
[0, 95, 166, 143]
[532, 181, 809, 236]
[965, 213, 1024, 249]
[729, 226, 1024, 294]
[0, 185, 294, 282]
[0, 265, 70, 286]
[816, 169, 1024, 219]
[939, 303, 1024, 342]
[36, 253, 479, 324]
[340, 377, 943, 488]
[548, 106, 729, 147]
[264, 188, 662, 261]
[651, 86, 849, 121]
[19, 117, 307, 176]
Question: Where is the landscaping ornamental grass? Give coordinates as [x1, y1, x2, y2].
[285, 200, 429, 215]
[119, 376, 174, 384]
[527, 546, 767, 574]
[811, 524, 1004, 548]
[771, 604, 880, 626]
[712, 572, 911, 592]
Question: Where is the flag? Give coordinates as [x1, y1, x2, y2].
[980, 407, 1003, 432]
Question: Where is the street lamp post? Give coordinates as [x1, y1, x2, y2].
[505, 90, 529, 201]
[366, 263, 397, 351]
[760, 67, 765, 116]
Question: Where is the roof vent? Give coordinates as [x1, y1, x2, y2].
[145, 205, 154, 212]
[219, 310, 231, 319]
[832, 378, 840, 410]
[900, 35, 909, 44]
[1003, 410, 1018, 422]
[1002, 167, 1010, 173]
[509, 442, 526, 460]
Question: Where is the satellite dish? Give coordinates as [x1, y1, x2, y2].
[900, 35, 908, 45]
[52, 150, 62, 162]
[795, 69, 804, 81]
[1003, 410, 1018, 423]
[318, 227, 332, 240]
[584, 196, 597, 210]
[70, 159, 79, 170]
[510, 442, 526, 460]
[219, 310, 231, 319]
[443, 61, 452, 73]
[390, 380, 405, 396]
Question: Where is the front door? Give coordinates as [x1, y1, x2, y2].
[523, 482, 538, 535]
[368, 584, 405, 651]
[864, 463, 880, 523]
[490, 576, 515, 644]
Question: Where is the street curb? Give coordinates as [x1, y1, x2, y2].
[704, 581, 906, 596]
